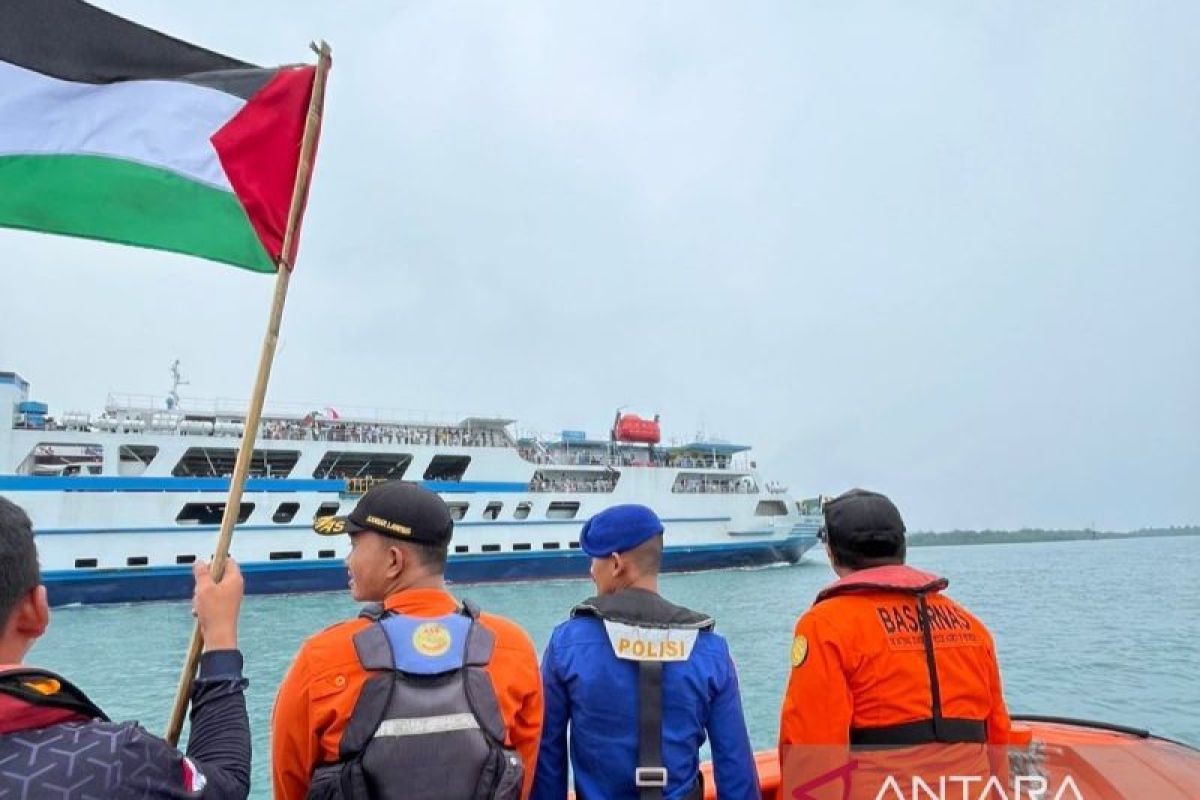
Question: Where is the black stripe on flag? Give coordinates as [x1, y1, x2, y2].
[0, 0, 275, 100]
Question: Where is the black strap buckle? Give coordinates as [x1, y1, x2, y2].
[635, 767, 668, 787]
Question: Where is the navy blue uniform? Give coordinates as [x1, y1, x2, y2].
[532, 613, 760, 800]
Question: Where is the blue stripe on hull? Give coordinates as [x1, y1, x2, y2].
[43, 537, 817, 606]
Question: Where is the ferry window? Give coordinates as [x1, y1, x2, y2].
[424, 455, 471, 482]
[568, 541, 581, 549]
[176, 502, 255, 525]
[318, 550, 336, 559]
[176, 555, 196, 565]
[754, 500, 788, 517]
[514, 502, 532, 520]
[313, 451, 412, 480]
[273, 502, 301, 524]
[455, 545, 470, 554]
[546, 501, 581, 520]
[270, 551, 303, 561]
[127, 556, 149, 567]
[74, 558, 98, 569]
[483, 501, 503, 520]
[542, 542, 561, 550]
[119, 445, 158, 476]
[20, 442, 103, 476]
[513, 543, 532, 551]
[447, 502, 469, 521]
[481, 544, 501, 553]
[314, 502, 341, 520]
[172, 447, 299, 478]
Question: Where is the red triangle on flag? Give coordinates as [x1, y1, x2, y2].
[211, 66, 320, 270]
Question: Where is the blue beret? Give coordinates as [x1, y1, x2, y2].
[580, 504, 664, 558]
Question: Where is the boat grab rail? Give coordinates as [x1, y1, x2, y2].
[1011, 714, 1150, 739]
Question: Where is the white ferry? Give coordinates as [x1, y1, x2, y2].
[0, 368, 820, 605]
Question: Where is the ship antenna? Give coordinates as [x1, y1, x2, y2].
[167, 359, 189, 410]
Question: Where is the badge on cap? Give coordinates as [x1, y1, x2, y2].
[412, 623, 452, 657]
[314, 516, 345, 534]
[790, 635, 809, 668]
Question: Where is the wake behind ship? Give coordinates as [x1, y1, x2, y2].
[0, 369, 820, 605]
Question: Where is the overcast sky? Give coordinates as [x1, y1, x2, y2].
[2, 2, 1197, 532]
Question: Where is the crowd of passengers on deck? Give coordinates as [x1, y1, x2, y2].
[673, 477, 758, 494]
[529, 473, 617, 493]
[518, 447, 733, 470]
[261, 420, 508, 447]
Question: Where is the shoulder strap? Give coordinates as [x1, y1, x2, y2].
[457, 600, 506, 742]
[636, 661, 666, 800]
[359, 598, 481, 623]
[459, 598, 481, 620]
[357, 602, 386, 622]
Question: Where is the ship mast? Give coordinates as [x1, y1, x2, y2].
[167, 359, 189, 411]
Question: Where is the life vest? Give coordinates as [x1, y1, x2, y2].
[815, 565, 988, 748]
[305, 601, 523, 800]
[571, 589, 714, 800]
[0, 665, 107, 736]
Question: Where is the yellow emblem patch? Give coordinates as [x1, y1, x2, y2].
[412, 623, 452, 657]
[22, 677, 61, 696]
[790, 635, 809, 668]
[313, 516, 345, 535]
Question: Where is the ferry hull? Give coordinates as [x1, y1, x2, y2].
[43, 534, 816, 606]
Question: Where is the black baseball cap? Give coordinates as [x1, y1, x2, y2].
[312, 481, 454, 546]
[819, 488, 906, 559]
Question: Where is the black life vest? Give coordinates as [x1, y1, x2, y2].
[305, 601, 523, 800]
[571, 588, 714, 800]
[0, 665, 107, 736]
[815, 565, 988, 748]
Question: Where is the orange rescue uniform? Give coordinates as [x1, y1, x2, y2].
[271, 587, 544, 800]
[778, 565, 1010, 796]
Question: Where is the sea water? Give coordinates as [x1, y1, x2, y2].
[33, 535, 1200, 797]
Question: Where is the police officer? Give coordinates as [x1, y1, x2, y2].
[271, 481, 544, 799]
[778, 489, 1010, 795]
[0, 496, 251, 798]
[532, 504, 760, 800]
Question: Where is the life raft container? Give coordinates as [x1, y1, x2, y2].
[614, 414, 661, 444]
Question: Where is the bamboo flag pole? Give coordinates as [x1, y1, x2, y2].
[165, 40, 332, 746]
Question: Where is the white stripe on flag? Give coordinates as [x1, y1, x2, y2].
[0, 60, 243, 191]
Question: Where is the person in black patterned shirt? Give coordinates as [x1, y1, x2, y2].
[0, 496, 252, 799]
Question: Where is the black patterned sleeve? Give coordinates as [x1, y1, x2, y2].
[119, 649, 251, 798]
[184, 649, 252, 799]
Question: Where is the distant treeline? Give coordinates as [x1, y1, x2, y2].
[907, 526, 1200, 547]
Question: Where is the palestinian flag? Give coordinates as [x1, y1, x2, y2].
[0, 0, 327, 273]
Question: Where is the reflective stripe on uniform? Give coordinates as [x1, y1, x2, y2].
[374, 713, 480, 738]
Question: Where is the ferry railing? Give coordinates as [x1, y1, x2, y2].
[344, 476, 388, 496]
[671, 480, 760, 494]
[515, 449, 740, 471]
[103, 392, 512, 428]
[528, 482, 618, 493]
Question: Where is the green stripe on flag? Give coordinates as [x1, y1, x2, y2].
[0, 154, 275, 273]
